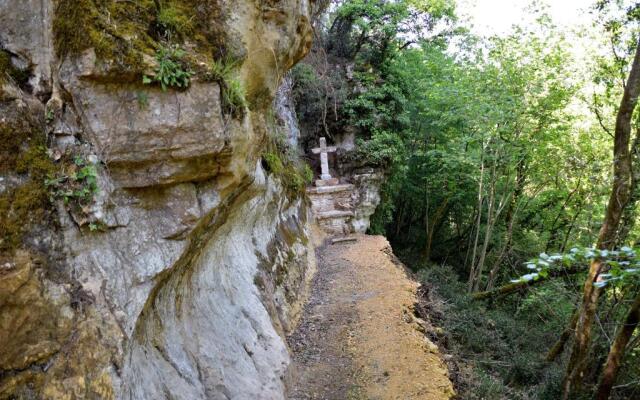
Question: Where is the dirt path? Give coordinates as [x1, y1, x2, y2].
[287, 235, 454, 400]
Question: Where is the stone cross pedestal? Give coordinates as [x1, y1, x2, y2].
[311, 137, 338, 186]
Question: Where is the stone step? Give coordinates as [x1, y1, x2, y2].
[306, 184, 354, 195]
[331, 236, 358, 244]
[315, 210, 354, 220]
[310, 200, 354, 214]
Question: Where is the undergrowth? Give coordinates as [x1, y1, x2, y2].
[416, 264, 575, 400]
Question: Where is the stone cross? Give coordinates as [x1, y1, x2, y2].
[311, 137, 337, 180]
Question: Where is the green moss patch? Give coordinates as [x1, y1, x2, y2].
[52, 0, 227, 79]
[53, 0, 157, 77]
[263, 151, 313, 196]
[155, 2, 195, 40]
[168, 0, 227, 58]
[0, 106, 55, 253]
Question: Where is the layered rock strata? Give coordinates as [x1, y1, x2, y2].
[0, 1, 315, 398]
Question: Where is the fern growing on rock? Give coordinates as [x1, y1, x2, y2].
[143, 45, 193, 91]
[207, 57, 248, 117]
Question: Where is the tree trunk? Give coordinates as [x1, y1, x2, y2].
[395, 199, 406, 239]
[486, 161, 526, 290]
[468, 150, 486, 290]
[546, 311, 579, 362]
[470, 172, 496, 292]
[562, 37, 640, 400]
[424, 198, 450, 261]
[485, 217, 514, 291]
[595, 293, 640, 400]
[471, 155, 512, 293]
[614, 127, 640, 246]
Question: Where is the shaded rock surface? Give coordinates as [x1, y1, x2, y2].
[0, 0, 316, 399]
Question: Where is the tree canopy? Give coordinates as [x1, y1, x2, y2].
[292, 1, 640, 398]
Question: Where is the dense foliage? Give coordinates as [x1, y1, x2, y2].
[293, 0, 640, 398]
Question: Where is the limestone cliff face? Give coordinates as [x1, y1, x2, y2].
[0, 1, 314, 398]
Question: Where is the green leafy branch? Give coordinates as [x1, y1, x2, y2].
[513, 246, 640, 288]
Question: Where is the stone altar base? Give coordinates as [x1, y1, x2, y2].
[315, 178, 339, 187]
[306, 184, 355, 235]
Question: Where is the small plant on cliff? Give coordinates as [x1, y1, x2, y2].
[263, 152, 285, 175]
[143, 45, 193, 91]
[45, 155, 100, 226]
[208, 58, 248, 117]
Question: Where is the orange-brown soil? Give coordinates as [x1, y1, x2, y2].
[288, 234, 454, 400]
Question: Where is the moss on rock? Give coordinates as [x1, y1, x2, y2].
[52, 0, 227, 79]
[0, 101, 56, 253]
[263, 151, 313, 197]
[53, 0, 157, 77]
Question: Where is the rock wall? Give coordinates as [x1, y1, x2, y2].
[0, 1, 315, 398]
[274, 74, 301, 150]
[350, 171, 383, 233]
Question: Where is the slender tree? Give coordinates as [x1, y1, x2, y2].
[562, 36, 640, 400]
[595, 292, 640, 399]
